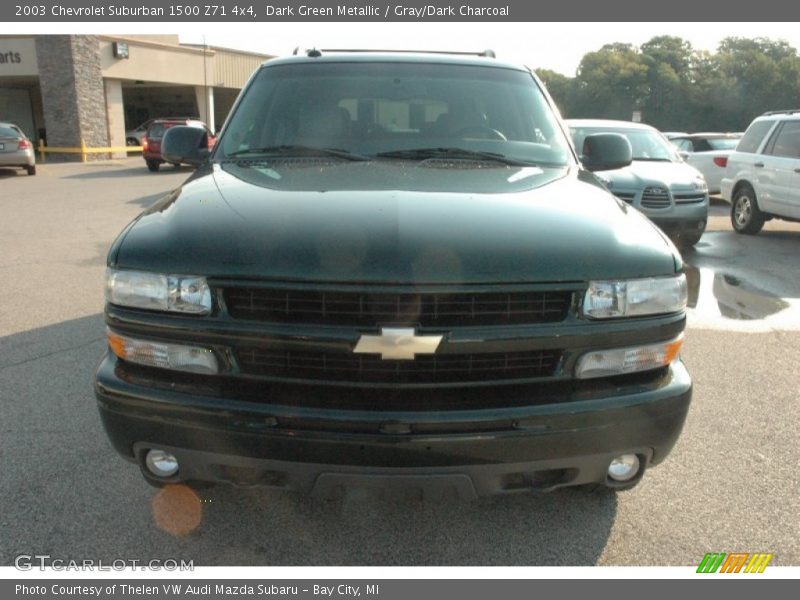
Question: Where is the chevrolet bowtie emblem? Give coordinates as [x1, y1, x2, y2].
[353, 327, 444, 360]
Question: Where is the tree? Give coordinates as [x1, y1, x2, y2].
[640, 36, 694, 130]
[530, 36, 800, 132]
[572, 43, 649, 120]
[535, 68, 576, 117]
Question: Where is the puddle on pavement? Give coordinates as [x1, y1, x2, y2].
[683, 263, 796, 330]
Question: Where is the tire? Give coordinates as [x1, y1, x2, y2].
[731, 185, 765, 235]
[126, 137, 139, 146]
[26, 165, 36, 176]
[146, 160, 160, 172]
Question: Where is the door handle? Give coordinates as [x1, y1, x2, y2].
[794, 168, 800, 173]
[754, 162, 765, 168]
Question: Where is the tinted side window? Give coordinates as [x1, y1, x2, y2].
[693, 139, 712, 152]
[737, 120, 774, 154]
[767, 121, 800, 159]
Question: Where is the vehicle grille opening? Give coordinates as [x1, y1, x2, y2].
[614, 192, 635, 204]
[235, 347, 562, 384]
[641, 186, 671, 209]
[223, 287, 573, 326]
[673, 193, 705, 204]
[210, 464, 289, 487]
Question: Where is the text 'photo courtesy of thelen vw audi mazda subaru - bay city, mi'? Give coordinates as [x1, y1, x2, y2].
[95, 49, 692, 498]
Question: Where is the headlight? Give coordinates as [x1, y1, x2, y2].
[583, 275, 687, 319]
[105, 269, 212, 314]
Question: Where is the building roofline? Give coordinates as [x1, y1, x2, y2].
[180, 42, 274, 59]
[98, 35, 213, 56]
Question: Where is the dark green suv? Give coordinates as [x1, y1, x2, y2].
[96, 50, 691, 497]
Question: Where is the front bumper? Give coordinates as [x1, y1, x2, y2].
[647, 200, 708, 237]
[95, 354, 692, 497]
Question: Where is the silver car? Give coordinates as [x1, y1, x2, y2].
[568, 119, 708, 248]
[669, 132, 741, 195]
[0, 122, 36, 176]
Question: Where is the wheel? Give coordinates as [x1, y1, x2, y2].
[26, 165, 36, 176]
[453, 126, 508, 140]
[146, 160, 160, 172]
[731, 185, 765, 235]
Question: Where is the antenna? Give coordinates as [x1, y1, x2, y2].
[202, 35, 209, 127]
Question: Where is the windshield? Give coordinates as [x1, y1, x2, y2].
[146, 123, 168, 139]
[217, 61, 572, 166]
[706, 137, 740, 150]
[0, 125, 22, 138]
[570, 126, 680, 162]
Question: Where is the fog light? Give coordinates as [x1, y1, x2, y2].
[145, 449, 179, 477]
[608, 454, 640, 482]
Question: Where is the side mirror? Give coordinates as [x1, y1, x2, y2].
[161, 126, 210, 167]
[580, 133, 632, 172]
[678, 151, 689, 160]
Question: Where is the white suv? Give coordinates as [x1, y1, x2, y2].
[721, 110, 800, 234]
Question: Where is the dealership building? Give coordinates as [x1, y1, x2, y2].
[0, 34, 271, 158]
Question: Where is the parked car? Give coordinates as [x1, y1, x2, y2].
[125, 119, 155, 146]
[96, 50, 692, 496]
[142, 118, 213, 172]
[0, 122, 36, 176]
[568, 119, 709, 248]
[127, 116, 199, 146]
[721, 109, 800, 234]
[669, 133, 742, 194]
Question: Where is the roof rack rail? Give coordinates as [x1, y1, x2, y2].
[311, 48, 496, 58]
[761, 108, 800, 116]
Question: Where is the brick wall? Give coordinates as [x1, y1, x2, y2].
[35, 35, 109, 161]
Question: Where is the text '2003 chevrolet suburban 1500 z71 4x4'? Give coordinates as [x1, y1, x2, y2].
[95, 50, 692, 498]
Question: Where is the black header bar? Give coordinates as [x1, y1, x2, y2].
[2, 0, 799, 22]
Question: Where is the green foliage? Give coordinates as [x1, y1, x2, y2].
[541, 36, 800, 132]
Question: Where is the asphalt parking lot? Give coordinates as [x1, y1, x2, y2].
[1, 159, 798, 566]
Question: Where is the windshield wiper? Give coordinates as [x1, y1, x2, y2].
[225, 145, 372, 161]
[375, 147, 538, 166]
[633, 157, 673, 162]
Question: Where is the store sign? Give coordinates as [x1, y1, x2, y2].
[0, 50, 22, 64]
[0, 39, 38, 76]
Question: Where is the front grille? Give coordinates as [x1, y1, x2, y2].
[641, 186, 671, 209]
[673, 193, 705, 204]
[614, 191, 636, 204]
[223, 287, 572, 326]
[235, 347, 562, 384]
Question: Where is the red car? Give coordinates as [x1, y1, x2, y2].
[142, 118, 215, 172]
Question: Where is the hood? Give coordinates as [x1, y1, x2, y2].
[111, 160, 678, 284]
[599, 160, 705, 191]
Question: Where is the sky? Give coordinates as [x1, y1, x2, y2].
[173, 22, 800, 76]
